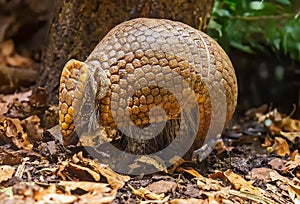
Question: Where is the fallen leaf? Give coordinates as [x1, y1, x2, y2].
[6, 54, 32, 67]
[21, 115, 44, 143]
[40, 193, 78, 204]
[92, 162, 130, 190]
[288, 179, 300, 204]
[128, 184, 165, 200]
[169, 198, 204, 204]
[1, 90, 32, 104]
[245, 104, 268, 119]
[77, 189, 117, 204]
[0, 40, 14, 57]
[196, 177, 223, 192]
[134, 155, 167, 173]
[262, 136, 273, 147]
[0, 102, 8, 115]
[272, 137, 290, 157]
[59, 181, 113, 195]
[268, 158, 287, 172]
[0, 165, 15, 182]
[285, 151, 300, 173]
[58, 161, 100, 181]
[281, 116, 300, 132]
[249, 168, 275, 182]
[0, 146, 41, 165]
[176, 167, 206, 180]
[67, 152, 130, 190]
[224, 170, 263, 197]
[228, 189, 275, 204]
[249, 167, 289, 183]
[0, 117, 33, 150]
[280, 131, 300, 144]
[146, 180, 177, 195]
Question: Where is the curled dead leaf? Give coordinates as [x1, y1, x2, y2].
[0, 165, 15, 182]
[128, 184, 165, 200]
[133, 155, 167, 173]
[91, 162, 130, 190]
[280, 131, 300, 144]
[272, 137, 290, 157]
[224, 170, 263, 197]
[146, 180, 177, 195]
[0, 117, 33, 150]
[288, 178, 300, 204]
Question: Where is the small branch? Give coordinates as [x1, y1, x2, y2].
[230, 10, 300, 21]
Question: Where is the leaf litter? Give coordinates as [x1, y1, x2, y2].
[1, 89, 300, 203]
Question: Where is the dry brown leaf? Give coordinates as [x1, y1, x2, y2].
[62, 152, 129, 189]
[0, 102, 8, 115]
[34, 184, 78, 204]
[224, 170, 263, 197]
[268, 158, 287, 172]
[0, 40, 32, 68]
[167, 155, 185, 174]
[245, 104, 268, 119]
[249, 167, 289, 183]
[0, 165, 15, 182]
[281, 116, 300, 132]
[214, 139, 232, 154]
[0, 146, 41, 165]
[285, 151, 300, 172]
[249, 168, 275, 182]
[21, 115, 44, 142]
[92, 162, 130, 190]
[59, 181, 110, 192]
[128, 184, 165, 200]
[176, 167, 206, 181]
[228, 189, 275, 204]
[0, 148, 22, 165]
[280, 131, 300, 144]
[258, 107, 300, 137]
[197, 179, 223, 193]
[146, 180, 177, 195]
[6, 54, 32, 67]
[288, 178, 300, 204]
[272, 137, 290, 157]
[58, 161, 100, 181]
[77, 189, 117, 204]
[0, 40, 14, 57]
[40, 193, 78, 204]
[1, 90, 32, 104]
[202, 187, 231, 203]
[0, 117, 33, 150]
[262, 136, 273, 147]
[169, 198, 204, 204]
[134, 155, 167, 173]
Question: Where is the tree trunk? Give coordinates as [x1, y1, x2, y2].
[38, 0, 215, 104]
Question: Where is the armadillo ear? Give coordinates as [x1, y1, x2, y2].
[87, 61, 110, 101]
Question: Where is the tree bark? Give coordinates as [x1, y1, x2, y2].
[38, 0, 215, 104]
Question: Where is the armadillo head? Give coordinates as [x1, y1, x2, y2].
[58, 59, 109, 145]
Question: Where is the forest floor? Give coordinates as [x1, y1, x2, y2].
[0, 40, 300, 204]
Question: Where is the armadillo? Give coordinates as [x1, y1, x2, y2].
[58, 18, 238, 158]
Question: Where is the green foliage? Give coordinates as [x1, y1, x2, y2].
[208, 0, 300, 61]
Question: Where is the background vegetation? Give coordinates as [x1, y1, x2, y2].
[208, 0, 300, 114]
[208, 0, 300, 61]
